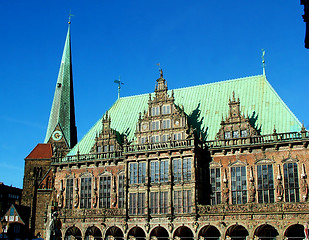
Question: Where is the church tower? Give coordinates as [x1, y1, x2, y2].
[22, 22, 77, 238]
[44, 22, 77, 154]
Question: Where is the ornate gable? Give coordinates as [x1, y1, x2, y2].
[216, 92, 259, 140]
[91, 112, 122, 153]
[135, 70, 192, 144]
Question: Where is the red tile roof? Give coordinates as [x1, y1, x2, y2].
[25, 144, 53, 159]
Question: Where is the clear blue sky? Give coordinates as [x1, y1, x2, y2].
[0, 0, 307, 188]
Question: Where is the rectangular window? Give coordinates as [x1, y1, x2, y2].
[257, 165, 274, 203]
[140, 137, 146, 144]
[150, 192, 159, 214]
[151, 161, 160, 183]
[183, 158, 192, 181]
[152, 106, 160, 116]
[129, 193, 137, 215]
[233, 131, 239, 138]
[173, 159, 182, 182]
[210, 168, 221, 205]
[231, 166, 247, 204]
[174, 133, 182, 140]
[129, 163, 138, 184]
[241, 130, 248, 138]
[225, 131, 231, 139]
[173, 190, 191, 214]
[65, 178, 73, 209]
[162, 134, 169, 142]
[162, 105, 171, 114]
[162, 119, 171, 129]
[160, 191, 169, 214]
[99, 176, 111, 208]
[160, 160, 169, 182]
[80, 177, 92, 208]
[118, 175, 125, 208]
[151, 135, 160, 143]
[138, 193, 145, 214]
[138, 162, 146, 183]
[152, 121, 160, 130]
[97, 146, 102, 152]
[110, 145, 114, 152]
[284, 162, 300, 202]
[104, 145, 108, 152]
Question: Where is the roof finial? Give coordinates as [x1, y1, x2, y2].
[156, 63, 163, 78]
[262, 49, 266, 76]
[68, 10, 75, 24]
[114, 76, 124, 100]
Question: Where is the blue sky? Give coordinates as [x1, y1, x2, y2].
[0, 1, 308, 188]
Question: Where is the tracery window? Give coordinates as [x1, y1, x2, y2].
[173, 158, 192, 183]
[150, 191, 168, 214]
[173, 190, 192, 213]
[231, 166, 247, 204]
[99, 176, 111, 208]
[284, 162, 300, 202]
[129, 192, 145, 215]
[210, 168, 221, 205]
[118, 175, 125, 208]
[257, 164, 274, 203]
[80, 177, 92, 208]
[65, 178, 74, 209]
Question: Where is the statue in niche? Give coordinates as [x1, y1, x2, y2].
[222, 182, 229, 204]
[248, 167, 256, 202]
[276, 179, 284, 201]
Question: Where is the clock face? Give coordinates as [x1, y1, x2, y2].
[52, 130, 63, 141]
[175, 120, 180, 126]
[142, 123, 148, 130]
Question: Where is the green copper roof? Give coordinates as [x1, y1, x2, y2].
[68, 75, 301, 156]
[44, 25, 77, 148]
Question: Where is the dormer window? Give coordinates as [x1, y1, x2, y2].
[97, 146, 102, 152]
[152, 106, 160, 116]
[110, 145, 114, 152]
[104, 146, 108, 152]
[162, 119, 171, 129]
[233, 131, 239, 138]
[162, 105, 171, 114]
[241, 130, 248, 138]
[224, 131, 231, 139]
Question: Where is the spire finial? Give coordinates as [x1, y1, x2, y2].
[262, 49, 266, 76]
[68, 10, 74, 24]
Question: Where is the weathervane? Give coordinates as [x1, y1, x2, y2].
[114, 77, 124, 99]
[262, 49, 266, 76]
[156, 63, 163, 78]
[68, 10, 74, 24]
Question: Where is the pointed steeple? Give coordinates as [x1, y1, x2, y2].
[44, 23, 77, 149]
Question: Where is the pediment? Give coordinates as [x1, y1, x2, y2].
[282, 158, 299, 164]
[255, 158, 275, 165]
[228, 159, 248, 167]
[209, 161, 222, 168]
[98, 171, 112, 177]
[79, 172, 93, 178]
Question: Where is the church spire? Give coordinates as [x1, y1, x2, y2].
[44, 23, 77, 149]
